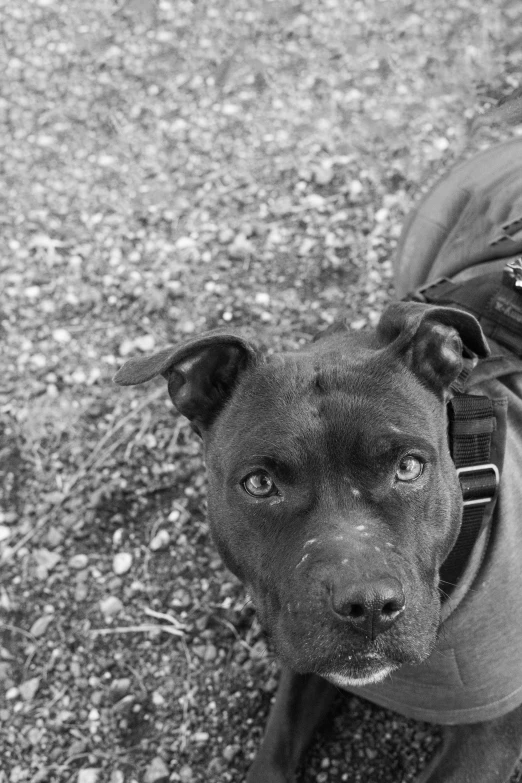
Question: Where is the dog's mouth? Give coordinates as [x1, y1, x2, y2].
[270, 613, 438, 681]
[249, 576, 441, 681]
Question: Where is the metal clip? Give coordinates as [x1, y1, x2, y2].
[456, 463, 499, 507]
[505, 257, 522, 290]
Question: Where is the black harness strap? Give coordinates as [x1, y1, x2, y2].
[404, 265, 518, 597]
[439, 395, 499, 596]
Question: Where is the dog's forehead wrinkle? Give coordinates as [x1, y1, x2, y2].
[252, 349, 446, 442]
[263, 347, 397, 397]
[238, 356, 438, 443]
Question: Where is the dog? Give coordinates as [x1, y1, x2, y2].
[114, 140, 522, 782]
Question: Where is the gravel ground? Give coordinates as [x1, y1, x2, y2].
[1, 1, 522, 781]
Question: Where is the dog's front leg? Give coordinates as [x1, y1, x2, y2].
[417, 703, 522, 783]
[246, 668, 338, 783]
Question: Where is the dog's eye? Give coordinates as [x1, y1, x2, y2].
[396, 455, 423, 482]
[242, 471, 277, 498]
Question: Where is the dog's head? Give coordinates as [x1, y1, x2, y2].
[114, 303, 488, 686]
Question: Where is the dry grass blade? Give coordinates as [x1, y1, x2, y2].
[143, 606, 187, 629]
[91, 624, 184, 637]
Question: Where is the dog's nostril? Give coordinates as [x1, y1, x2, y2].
[382, 600, 403, 616]
[348, 604, 365, 619]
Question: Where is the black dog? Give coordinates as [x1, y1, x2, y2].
[115, 140, 522, 782]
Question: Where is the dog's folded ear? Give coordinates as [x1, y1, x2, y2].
[377, 301, 490, 392]
[113, 330, 257, 432]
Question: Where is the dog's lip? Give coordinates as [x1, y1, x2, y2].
[323, 663, 397, 688]
[315, 650, 401, 682]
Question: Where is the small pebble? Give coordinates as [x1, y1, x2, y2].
[144, 756, 169, 783]
[434, 136, 449, 151]
[78, 770, 100, 783]
[90, 691, 103, 707]
[349, 179, 363, 198]
[112, 694, 135, 715]
[110, 678, 131, 700]
[30, 615, 53, 638]
[28, 726, 43, 745]
[151, 690, 165, 706]
[218, 227, 234, 244]
[113, 552, 132, 575]
[149, 530, 170, 551]
[314, 164, 334, 185]
[134, 335, 155, 352]
[46, 527, 63, 548]
[52, 328, 71, 343]
[175, 236, 196, 250]
[228, 233, 254, 259]
[119, 339, 134, 357]
[30, 353, 47, 368]
[19, 677, 40, 701]
[223, 745, 239, 762]
[75, 582, 88, 602]
[69, 554, 89, 570]
[100, 596, 123, 617]
[254, 292, 270, 306]
[29, 770, 49, 783]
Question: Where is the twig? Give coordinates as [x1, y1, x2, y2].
[90, 624, 184, 637]
[0, 623, 37, 642]
[143, 607, 187, 629]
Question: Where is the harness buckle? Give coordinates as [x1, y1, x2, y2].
[456, 463, 500, 507]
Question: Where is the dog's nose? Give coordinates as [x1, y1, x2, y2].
[330, 577, 405, 639]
